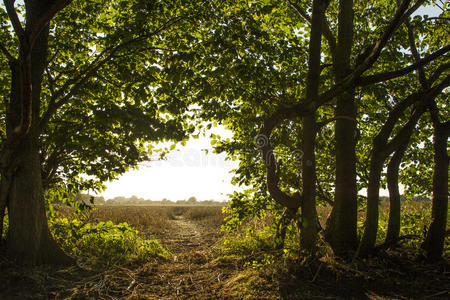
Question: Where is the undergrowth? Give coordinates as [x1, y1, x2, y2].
[49, 218, 170, 267]
[215, 201, 449, 298]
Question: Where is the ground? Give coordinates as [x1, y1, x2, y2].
[0, 205, 449, 299]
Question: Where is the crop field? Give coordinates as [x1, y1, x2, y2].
[58, 205, 226, 238]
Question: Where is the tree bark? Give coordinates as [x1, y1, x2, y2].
[359, 98, 426, 256]
[325, 0, 358, 256]
[358, 152, 383, 256]
[422, 121, 449, 261]
[385, 142, 408, 246]
[6, 129, 72, 265]
[2, 0, 74, 265]
[300, 0, 330, 251]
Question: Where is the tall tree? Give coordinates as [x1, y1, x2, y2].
[325, 0, 358, 256]
[0, 0, 74, 266]
[0, 0, 205, 265]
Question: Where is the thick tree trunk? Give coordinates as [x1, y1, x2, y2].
[3, 0, 74, 265]
[327, 91, 358, 255]
[7, 130, 72, 265]
[300, 0, 330, 251]
[422, 123, 449, 261]
[325, 0, 358, 256]
[385, 143, 407, 246]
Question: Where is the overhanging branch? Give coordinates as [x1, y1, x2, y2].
[357, 44, 450, 86]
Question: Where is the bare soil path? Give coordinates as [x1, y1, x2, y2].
[144, 214, 233, 299]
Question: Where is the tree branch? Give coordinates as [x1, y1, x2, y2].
[405, 19, 428, 89]
[29, 0, 73, 48]
[380, 75, 450, 157]
[3, 0, 25, 44]
[351, 0, 422, 79]
[0, 42, 15, 61]
[357, 44, 450, 86]
[317, 115, 356, 128]
[258, 119, 302, 212]
[286, 0, 336, 50]
[429, 62, 450, 84]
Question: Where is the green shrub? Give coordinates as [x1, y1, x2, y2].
[49, 218, 170, 266]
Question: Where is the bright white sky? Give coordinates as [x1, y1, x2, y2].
[97, 126, 240, 201]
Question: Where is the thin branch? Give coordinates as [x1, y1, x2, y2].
[40, 48, 116, 129]
[405, 19, 428, 89]
[45, 66, 56, 95]
[383, 103, 425, 157]
[423, 75, 450, 134]
[3, 0, 25, 44]
[110, 46, 178, 59]
[286, 0, 336, 50]
[429, 62, 450, 84]
[0, 42, 15, 61]
[96, 74, 123, 89]
[434, 1, 444, 11]
[357, 44, 450, 86]
[422, 17, 450, 22]
[351, 0, 420, 79]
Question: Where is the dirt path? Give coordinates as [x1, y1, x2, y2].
[127, 215, 234, 299]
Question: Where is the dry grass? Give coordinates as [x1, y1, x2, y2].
[56, 205, 226, 238]
[184, 206, 225, 227]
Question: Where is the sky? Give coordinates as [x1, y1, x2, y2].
[97, 126, 241, 201]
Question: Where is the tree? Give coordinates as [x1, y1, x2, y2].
[0, 0, 206, 265]
[181, 0, 449, 256]
[0, 0, 75, 266]
[187, 196, 198, 203]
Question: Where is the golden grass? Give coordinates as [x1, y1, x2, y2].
[56, 205, 226, 238]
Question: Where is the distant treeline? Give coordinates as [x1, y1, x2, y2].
[75, 193, 432, 207]
[75, 194, 225, 206]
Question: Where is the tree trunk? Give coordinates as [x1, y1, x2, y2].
[300, 0, 330, 251]
[301, 113, 318, 251]
[7, 129, 72, 265]
[358, 152, 383, 256]
[325, 0, 358, 257]
[3, 0, 74, 265]
[422, 122, 449, 261]
[385, 143, 407, 246]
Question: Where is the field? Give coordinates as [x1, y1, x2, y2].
[1, 203, 449, 299]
